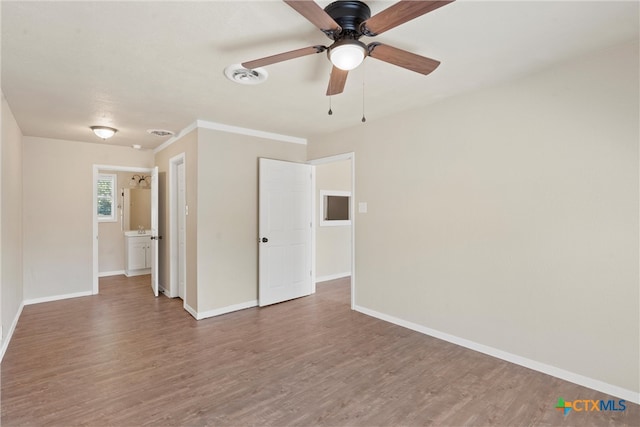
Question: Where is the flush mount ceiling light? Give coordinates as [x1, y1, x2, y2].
[328, 39, 367, 71]
[90, 126, 117, 140]
[224, 64, 268, 85]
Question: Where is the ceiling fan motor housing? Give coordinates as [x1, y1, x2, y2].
[324, 0, 371, 39]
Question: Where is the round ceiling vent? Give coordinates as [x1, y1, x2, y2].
[147, 129, 174, 137]
[224, 64, 268, 85]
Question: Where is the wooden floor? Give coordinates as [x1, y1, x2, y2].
[2, 276, 638, 426]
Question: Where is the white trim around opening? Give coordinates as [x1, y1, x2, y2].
[307, 152, 356, 310]
[92, 164, 154, 295]
[169, 153, 187, 307]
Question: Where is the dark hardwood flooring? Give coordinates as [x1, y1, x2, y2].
[1, 275, 638, 426]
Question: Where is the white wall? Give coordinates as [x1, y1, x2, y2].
[23, 137, 154, 300]
[196, 128, 306, 314]
[1, 93, 24, 352]
[155, 126, 306, 317]
[154, 129, 198, 309]
[308, 40, 639, 396]
[316, 160, 351, 280]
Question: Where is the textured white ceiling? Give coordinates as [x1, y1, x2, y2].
[2, 1, 638, 149]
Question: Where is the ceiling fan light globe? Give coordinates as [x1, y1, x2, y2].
[330, 43, 366, 71]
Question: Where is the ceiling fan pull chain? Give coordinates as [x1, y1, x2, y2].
[361, 64, 367, 123]
[328, 70, 333, 115]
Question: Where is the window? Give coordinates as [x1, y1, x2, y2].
[97, 174, 117, 222]
[320, 190, 351, 226]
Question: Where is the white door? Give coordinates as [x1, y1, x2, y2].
[177, 162, 186, 300]
[150, 166, 159, 297]
[259, 158, 313, 307]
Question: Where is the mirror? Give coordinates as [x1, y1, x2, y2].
[122, 188, 151, 231]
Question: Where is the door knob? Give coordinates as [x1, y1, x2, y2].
[262, 237, 268, 243]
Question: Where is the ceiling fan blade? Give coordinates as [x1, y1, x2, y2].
[362, 1, 455, 36]
[326, 66, 348, 96]
[368, 43, 440, 75]
[284, 1, 341, 35]
[242, 45, 326, 69]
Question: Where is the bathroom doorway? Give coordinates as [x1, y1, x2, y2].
[92, 164, 156, 295]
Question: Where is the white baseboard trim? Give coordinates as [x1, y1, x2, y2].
[184, 302, 198, 319]
[124, 268, 151, 277]
[98, 270, 125, 278]
[24, 291, 93, 306]
[316, 272, 351, 283]
[191, 300, 258, 321]
[0, 301, 24, 363]
[160, 284, 177, 298]
[354, 305, 639, 405]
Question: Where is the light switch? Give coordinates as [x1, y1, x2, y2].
[358, 202, 367, 213]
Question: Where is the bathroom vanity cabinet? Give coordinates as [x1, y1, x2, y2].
[125, 234, 152, 276]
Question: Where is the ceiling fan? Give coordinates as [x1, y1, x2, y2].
[241, 0, 455, 96]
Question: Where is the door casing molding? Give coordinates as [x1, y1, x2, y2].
[307, 152, 356, 310]
[168, 153, 187, 304]
[92, 164, 154, 294]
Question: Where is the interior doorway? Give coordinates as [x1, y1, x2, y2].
[308, 153, 355, 309]
[169, 153, 187, 304]
[92, 164, 155, 295]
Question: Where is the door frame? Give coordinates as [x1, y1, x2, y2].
[168, 153, 186, 304]
[92, 164, 155, 294]
[307, 152, 356, 310]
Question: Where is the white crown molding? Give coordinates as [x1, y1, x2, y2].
[153, 120, 307, 154]
[196, 119, 307, 145]
[153, 121, 199, 154]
